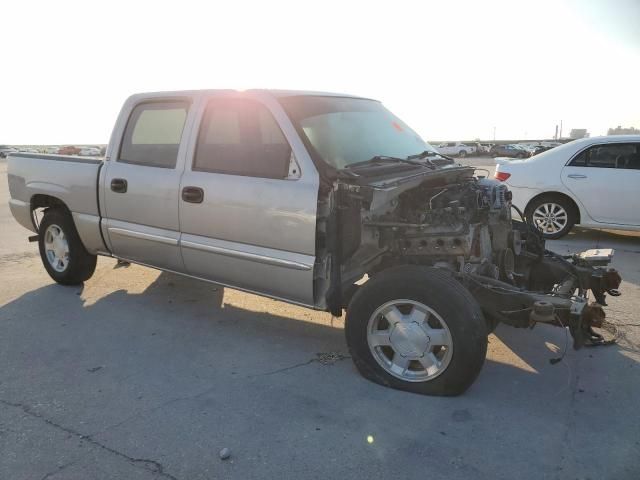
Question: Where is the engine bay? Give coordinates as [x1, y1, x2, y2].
[320, 164, 622, 349]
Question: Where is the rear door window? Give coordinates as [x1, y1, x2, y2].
[570, 143, 640, 169]
[119, 101, 190, 168]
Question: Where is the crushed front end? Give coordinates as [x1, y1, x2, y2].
[330, 163, 622, 348]
[462, 244, 622, 348]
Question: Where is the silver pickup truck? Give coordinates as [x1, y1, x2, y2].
[7, 89, 622, 396]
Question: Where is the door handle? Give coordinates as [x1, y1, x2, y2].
[567, 174, 587, 179]
[182, 186, 204, 204]
[110, 178, 128, 193]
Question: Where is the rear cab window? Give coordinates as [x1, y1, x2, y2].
[119, 100, 190, 168]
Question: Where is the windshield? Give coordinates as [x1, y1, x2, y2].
[279, 96, 434, 169]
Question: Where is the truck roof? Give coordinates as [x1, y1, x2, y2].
[126, 89, 376, 102]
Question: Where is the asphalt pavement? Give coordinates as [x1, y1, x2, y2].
[1, 158, 639, 479]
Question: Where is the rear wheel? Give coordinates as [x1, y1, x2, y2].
[345, 266, 487, 396]
[458, 150, 467, 158]
[526, 194, 576, 239]
[38, 208, 97, 285]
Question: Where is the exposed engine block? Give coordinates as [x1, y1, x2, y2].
[368, 176, 514, 277]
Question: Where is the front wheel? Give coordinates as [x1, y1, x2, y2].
[38, 208, 97, 285]
[458, 150, 467, 158]
[345, 266, 488, 396]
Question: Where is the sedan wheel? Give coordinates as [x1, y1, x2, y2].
[532, 202, 568, 236]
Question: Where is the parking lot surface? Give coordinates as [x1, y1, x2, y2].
[1, 158, 639, 479]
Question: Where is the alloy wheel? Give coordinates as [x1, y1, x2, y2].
[532, 202, 568, 235]
[43, 224, 70, 272]
[367, 299, 453, 382]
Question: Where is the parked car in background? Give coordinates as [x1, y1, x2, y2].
[436, 142, 476, 157]
[517, 144, 539, 156]
[478, 143, 493, 154]
[489, 144, 528, 158]
[0, 145, 18, 158]
[79, 147, 102, 156]
[530, 144, 554, 156]
[57, 145, 81, 155]
[495, 135, 640, 238]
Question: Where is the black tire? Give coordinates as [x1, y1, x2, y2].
[38, 208, 97, 285]
[484, 314, 499, 333]
[345, 266, 488, 396]
[458, 150, 467, 158]
[525, 194, 577, 239]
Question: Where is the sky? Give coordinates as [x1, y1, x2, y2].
[1, 0, 639, 144]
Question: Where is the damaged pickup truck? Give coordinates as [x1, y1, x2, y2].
[7, 90, 622, 395]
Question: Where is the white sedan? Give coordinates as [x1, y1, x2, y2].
[494, 135, 640, 238]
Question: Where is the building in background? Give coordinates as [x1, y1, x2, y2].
[607, 126, 640, 135]
[569, 128, 589, 139]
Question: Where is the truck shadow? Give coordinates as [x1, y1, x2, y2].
[2, 265, 636, 405]
[5, 272, 638, 480]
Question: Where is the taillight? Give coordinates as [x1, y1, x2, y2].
[494, 171, 511, 182]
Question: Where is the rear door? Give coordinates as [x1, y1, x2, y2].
[102, 97, 194, 271]
[178, 93, 319, 305]
[561, 142, 640, 225]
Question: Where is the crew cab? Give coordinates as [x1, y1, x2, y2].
[435, 142, 476, 157]
[7, 90, 622, 396]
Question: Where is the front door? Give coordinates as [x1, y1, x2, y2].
[178, 94, 319, 305]
[561, 142, 640, 225]
[102, 99, 192, 271]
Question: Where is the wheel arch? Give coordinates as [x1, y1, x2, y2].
[31, 194, 107, 255]
[30, 194, 72, 228]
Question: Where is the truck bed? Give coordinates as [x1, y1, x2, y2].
[7, 153, 106, 253]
